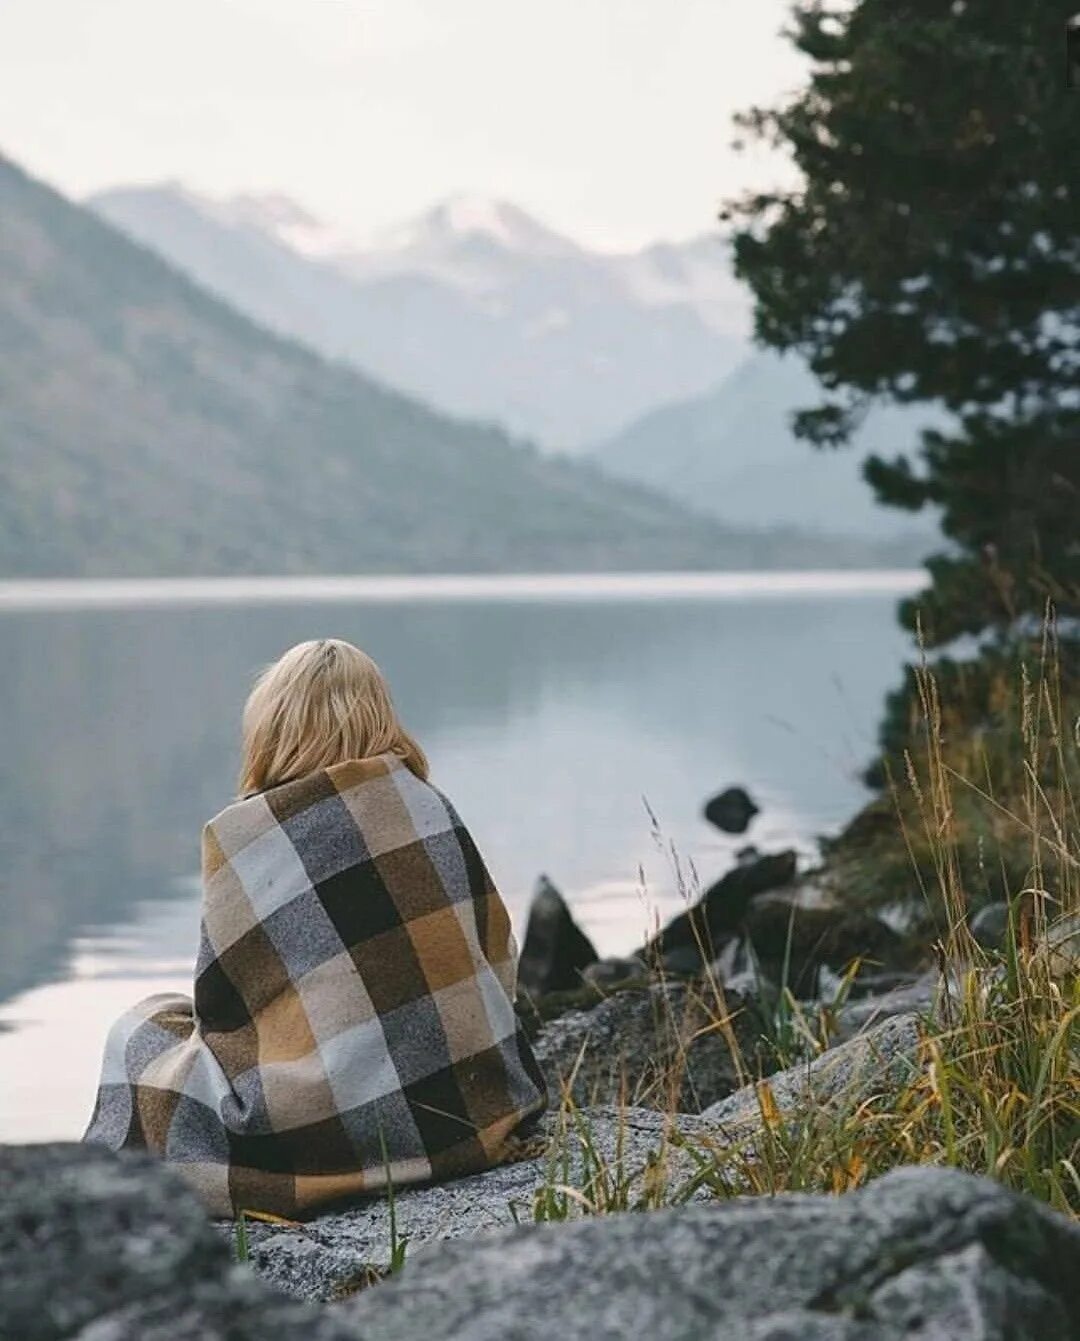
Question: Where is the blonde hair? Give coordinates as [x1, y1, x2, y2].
[238, 639, 428, 795]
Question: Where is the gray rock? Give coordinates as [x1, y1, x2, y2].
[660, 940, 725, 976]
[517, 875, 598, 997]
[971, 901, 1010, 949]
[0, 1144, 354, 1341]
[972, 905, 1080, 971]
[345, 1166, 1080, 1341]
[580, 954, 647, 988]
[722, 966, 768, 999]
[1044, 911, 1080, 977]
[833, 970, 940, 1041]
[642, 849, 798, 973]
[533, 980, 764, 1113]
[73, 1274, 356, 1341]
[743, 899, 904, 996]
[239, 1106, 711, 1301]
[702, 1012, 922, 1132]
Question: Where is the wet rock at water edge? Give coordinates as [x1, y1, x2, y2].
[643, 849, 798, 974]
[704, 785, 760, 835]
[743, 899, 904, 996]
[517, 875, 599, 998]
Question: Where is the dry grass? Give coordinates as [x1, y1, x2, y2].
[533, 630, 1080, 1221]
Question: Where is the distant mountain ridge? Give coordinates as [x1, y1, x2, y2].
[589, 352, 941, 556]
[0, 153, 884, 578]
[89, 184, 751, 450]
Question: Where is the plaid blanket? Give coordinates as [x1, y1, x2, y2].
[84, 754, 547, 1218]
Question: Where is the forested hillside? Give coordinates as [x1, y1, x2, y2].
[0, 155, 762, 577]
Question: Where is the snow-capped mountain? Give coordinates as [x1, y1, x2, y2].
[359, 196, 583, 271]
[88, 185, 750, 448]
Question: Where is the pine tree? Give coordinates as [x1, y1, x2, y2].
[729, 0, 1080, 647]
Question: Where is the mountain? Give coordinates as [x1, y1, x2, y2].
[0, 153, 874, 579]
[590, 353, 941, 554]
[88, 185, 750, 450]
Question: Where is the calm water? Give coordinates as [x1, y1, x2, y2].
[0, 572, 917, 1140]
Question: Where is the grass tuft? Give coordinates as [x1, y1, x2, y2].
[532, 628, 1080, 1219]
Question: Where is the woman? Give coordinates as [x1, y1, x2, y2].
[85, 639, 547, 1218]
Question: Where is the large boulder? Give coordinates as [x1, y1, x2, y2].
[517, 875, 598, 998]
[532, 980, 766, 1114]
[704, 785, 760, 834]
[346, 1166, 1080, 1341]
[643, 850, 798, 973]
[0, 1144, 354, 1341]
[702, 1012, 923, 1134]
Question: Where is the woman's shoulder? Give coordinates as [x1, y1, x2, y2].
[203, 755, 462, 861]
[325, 752, 413, 794]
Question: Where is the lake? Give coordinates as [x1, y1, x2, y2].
[0, 571, 917, 1140]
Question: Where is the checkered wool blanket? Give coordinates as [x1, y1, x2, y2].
[84, 754, 547, 1218]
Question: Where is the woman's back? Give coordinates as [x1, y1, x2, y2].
[84, 643, 546, 1217]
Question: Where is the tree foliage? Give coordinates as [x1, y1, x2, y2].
[729, 0, 1080, 646]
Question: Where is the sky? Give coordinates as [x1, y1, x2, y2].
[0, 0, 806, 252]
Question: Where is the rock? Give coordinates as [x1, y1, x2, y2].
[704, 785, 760, 834]
[532, 980, 765, 1113]
[344, 1166, 1080, 1341]
[235, 1107, 711, 1301]
[743, 899, 904, 995]
[722, 966, 768, 999]
[644, 850, 798, 972]
[0, 1144, 355, 1341]
[660, 941, 718, 976]
[970, 900, 1010, 949]
[517, 875, 598, 998]
[702, 1013, 922, 1133]
[833, 971, 941, 1042]
[710, 933, 751, 981]
[843, 965, 929, 998]
[581, 954, 647, 988]
[63, 1276, 355, 1341]
[1044, 912, 1080, 977]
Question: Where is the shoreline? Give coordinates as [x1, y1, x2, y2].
[0, 568, 923, 612]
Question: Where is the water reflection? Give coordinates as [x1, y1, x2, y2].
[0, 581, 912, 1136]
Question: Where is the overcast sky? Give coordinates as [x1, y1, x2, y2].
[0, 0, 805, 252]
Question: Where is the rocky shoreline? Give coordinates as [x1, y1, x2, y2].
[5, 1138, 1079, 1339]
[1, 786, 1067, 1340]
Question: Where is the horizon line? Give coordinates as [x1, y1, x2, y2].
[0, 569, 924, 613]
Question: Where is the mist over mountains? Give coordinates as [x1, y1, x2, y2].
[89, 185, 750, 450]
[0, 153, 760, 577]
[4, 152, 894, 578]
[590, 353, 938, 549]
[90, 183, 933, 561]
